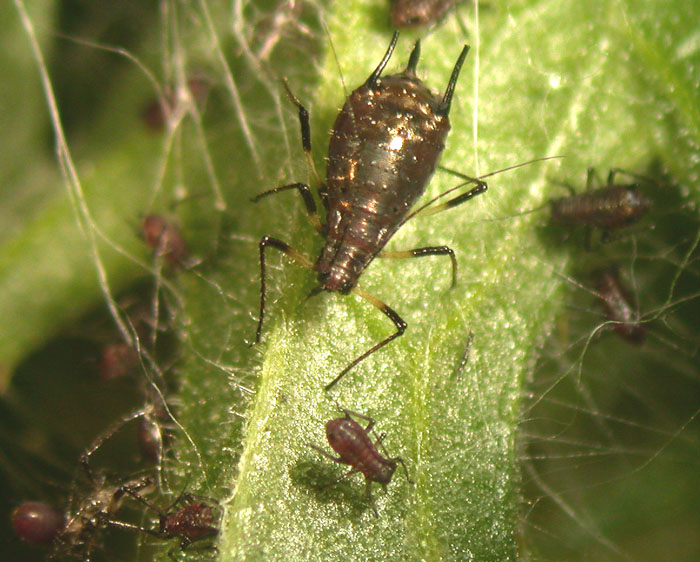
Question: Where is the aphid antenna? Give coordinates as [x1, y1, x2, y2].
[399, 155, 563, 226]
[321, 19, 350, 100]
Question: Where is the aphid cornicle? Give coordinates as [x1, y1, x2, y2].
[390, 0, 458, 28]
[253, 32, 487, 390]
[549, 168, 652, 246]
[308, 409, 412, 514]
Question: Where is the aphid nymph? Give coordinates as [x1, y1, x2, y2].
[253, 32, 487, 390]
[592, 267, 646, 344]
[549, 167, 652, 246]
[390, 0, 458, 29]
[308, 409, 412, 515]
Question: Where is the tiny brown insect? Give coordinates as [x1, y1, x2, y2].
[592, 267, 646, 345]
[253, 32, 487, 390]
[122, 487, 219, 551]
[390, 0, 459, 28]
[549, 168, 652, 247]
[308, 409, 412, 514]
[141, 214, 189, 268]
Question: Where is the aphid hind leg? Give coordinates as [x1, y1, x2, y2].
[379, 246, 457, 288]
[254, 236, 314, 344]
[324, 288, 407, 391]
[251, 183, 323, 234]
[416, 179, 488, 219]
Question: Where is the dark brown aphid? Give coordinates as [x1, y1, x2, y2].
[122, 488, 219, 550]
[11, 501, 65, 546]
[592, 267, 646, 344]
[390, 0, 458, 28]
[254, 33, 486, 390]
[141, 214, 189, 268]
[309, 409, 412, 514]
[550, 168, 652, 245]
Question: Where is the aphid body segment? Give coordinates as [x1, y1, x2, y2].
[309, 409, 411, 512]
[593, 268, 646, 344]
[549, 168, 651, 237]
[255, 33, 486, 389]
[390, 0, 457, 28]
[11, 501, 65, 546]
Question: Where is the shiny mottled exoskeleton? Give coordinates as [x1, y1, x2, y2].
[550, 168, 652, 234]
[593, 268, 646, 344]
[320, 39, 456, 293]
[390, 0, 457, 28]
[253, 33, 483, 390]
[309, 409, 411, 514]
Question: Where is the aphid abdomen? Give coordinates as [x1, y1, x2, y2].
[390, 0, 457, 28]
[320, 73, 451, 292]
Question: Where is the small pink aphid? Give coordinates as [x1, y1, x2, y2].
[11, 501, 65, 546]
[141, 214, 188, 268]
[309, 409, 412, 513]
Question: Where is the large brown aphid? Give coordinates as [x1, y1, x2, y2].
[253, 33, 486, 390]
[592, 267, 646, 345]
[550, 168, 651, 246]
[308, 409, 412, 514]
[390, 0, 459, 28]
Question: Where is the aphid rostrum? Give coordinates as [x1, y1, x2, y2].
[549, 168, 652, 246]
[253, 33, 487, 390]
[592, 267, 646, 345]
[308, 409, 412, 514]
[390, 0, 458, 28]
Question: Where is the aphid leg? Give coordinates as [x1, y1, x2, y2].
[379, 246, 457, 288]
[413, 179, 488, 219]
[338, 408, 376, 433]
[364, 480, 378, 517]
[307, 443, 342, 464]
[254, 236, 314, 344]
[373, 433, 414, 485]
[78, 407, 152, 482]
[251, 182, 323, 234]
[324, 288, 407, 391]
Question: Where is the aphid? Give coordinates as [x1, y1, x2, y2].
[141, 214, 189, 268]
[253, 32, 487, 390]
[390, 0, 458, 28]
[11, 501, 65, 546]
[592, 267, 646, 344]
[97, 341, 140, 381]
[121, 488, 219, 550]
[141, 77, 211, 132]
[308, 409, 412, 514]
[549, 168, 652, 246]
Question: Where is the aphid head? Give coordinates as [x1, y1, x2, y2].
[625, 186, 652, 218]
[374, 459, 397, 485]
[316, 270, 355, 295]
